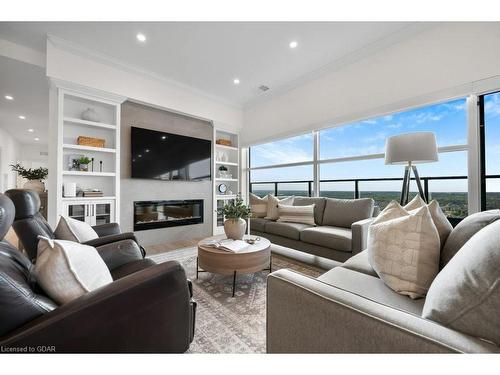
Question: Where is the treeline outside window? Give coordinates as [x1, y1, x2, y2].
[249, 98, 469, 219]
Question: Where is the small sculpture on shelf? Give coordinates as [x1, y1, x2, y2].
[218, 165, 232, 179]
[81, 107, 100, 122]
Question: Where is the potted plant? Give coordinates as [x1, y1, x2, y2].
[217, 195, 252, 240]
[76, 156, 92, 172]
[218, 165, 229, 178]
[10, 163, 48, 193]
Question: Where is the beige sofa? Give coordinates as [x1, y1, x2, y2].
[266, 211, 500, 353]
[251, 197, 378, 262]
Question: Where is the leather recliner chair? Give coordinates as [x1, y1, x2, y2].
[5, 189, 146, 262]
[0, 193, 196, 353]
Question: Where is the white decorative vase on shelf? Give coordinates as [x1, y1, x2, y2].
[224, 218, 247, 240]
[23, 180, 45, 193]
[81, 108, 100, 122]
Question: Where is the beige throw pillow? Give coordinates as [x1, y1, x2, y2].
[35, 237, 113, 304]
[405, 195, 453, 248]
[265, 195, 294, 220]
[54, 216, 99, 243]
[367, 201, 441, 299]
[277, 204, 316, 226]
[249, 193, 269, 218]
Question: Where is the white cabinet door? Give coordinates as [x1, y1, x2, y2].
[62, 200, 115, 226]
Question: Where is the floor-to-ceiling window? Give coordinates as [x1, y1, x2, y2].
[480, 91, 500, 210]
[249, 97, 469, 219]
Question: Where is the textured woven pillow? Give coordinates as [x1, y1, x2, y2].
[422, 219, 500, 345]
[35, 237, 112, 304]
[265, 195, 294, 220]
[404, 195, 453, 248]
[54, 216, 99, 243]
[277, 204, 315, 226]
[249, 193, 269, 218]
[367, 201, 441, 299]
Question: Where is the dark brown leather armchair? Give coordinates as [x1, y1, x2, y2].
[0, 193, 196, 353]
[4, 189, 146, 261]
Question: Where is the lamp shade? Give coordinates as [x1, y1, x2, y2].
[385, 132, 438, 165]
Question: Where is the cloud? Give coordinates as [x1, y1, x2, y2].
[252, 142, 312, 165]
[362, 119, 377, 125]
[485, 93, 500, 117]
[385, 123, 402, 129]
[363, 131, 387, 143]
[383, 115, 394, 122]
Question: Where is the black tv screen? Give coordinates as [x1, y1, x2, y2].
[131, 126, 211, 181]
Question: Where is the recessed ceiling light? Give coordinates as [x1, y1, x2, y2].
[145, 149, 150, 153]
[136, 33, 146, 42]
[4, 95, 13, 100]
[18, 115, 26, 120]
[34, 137, 39, 141]
[233, 78, 240, 85]
[28, 128, 34, 133]
[138, 154, 142, 158]
[161, 135, 167, 140]
[289, 41, 298, 49]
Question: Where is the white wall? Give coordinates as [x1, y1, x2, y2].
[242, 23, 500, 145]
[0, 127, 20, 192]
[45, 41, 243, 130]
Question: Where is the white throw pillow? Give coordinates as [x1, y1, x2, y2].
[405, 195, 453, 248]
[249, 193, 269, 218]
[277, 204, 316, 226]
[265, 195, 294, 221]
[54, 216, 99, 243]
[367, 201, 441, 299]
[35, 236, 112, 304]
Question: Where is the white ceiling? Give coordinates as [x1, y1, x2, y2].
[0, 55, 48, 146]
[0, 22, 424, 107]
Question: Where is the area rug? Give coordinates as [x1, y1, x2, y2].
[149, 246, 323, 353]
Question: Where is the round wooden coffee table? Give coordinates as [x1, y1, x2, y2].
[197, 235, 272, 297]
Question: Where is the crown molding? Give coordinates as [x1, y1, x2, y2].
[46, 34, 243, 110]
[49, 77, 127, 104]
[243, 22, 440, 109]
[0, 37, 46, 68]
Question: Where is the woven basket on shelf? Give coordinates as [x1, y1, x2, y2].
[216, 139, 232, 146]
[77, 136, 105, 148]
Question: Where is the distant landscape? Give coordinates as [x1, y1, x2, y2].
[251, 190, 500, 218]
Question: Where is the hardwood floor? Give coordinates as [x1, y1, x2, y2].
[145, 237, 206, 256]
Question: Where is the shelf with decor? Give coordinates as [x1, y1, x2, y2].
[213, 127, 240, 235]
[51, 83, 125, 227]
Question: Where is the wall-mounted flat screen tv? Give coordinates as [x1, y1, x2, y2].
[131, 126, 211, 181]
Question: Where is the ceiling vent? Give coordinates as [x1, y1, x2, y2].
[258, 85, 270, 92]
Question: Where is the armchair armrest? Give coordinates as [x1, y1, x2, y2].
[351, 217, 374, 255]
[92, 222, 121, 237]
[1, 261, 195, 353]
[267, 269, 499, 353]
[95, 239, 144, 271]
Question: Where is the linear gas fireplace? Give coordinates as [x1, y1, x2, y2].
[134, 199, 204, 231]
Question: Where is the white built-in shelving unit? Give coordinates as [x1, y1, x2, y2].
[213, 127, 240, 235]
[53, 83, 125, 226]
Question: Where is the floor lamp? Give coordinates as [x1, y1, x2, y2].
[385, 132, 438, 205]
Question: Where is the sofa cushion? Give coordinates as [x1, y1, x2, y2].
[368, 201, 440, 299]
[422, 219, 500, 346]
[35, 237, 113, 304]
[441, 209, 500, 268]
[322, 198, 374, 228]
[249, 193, 268, 218]
[265, 221, 313, 241]
[265, 195, 294, 220]
[405, 195, 453, 248]
[54, 216, 99, 243]
[293, 197, 326, 225]
[300, 226, 352, 252]
[341, 250, 377, 277]
[250, 217, 271, 232]
[278, 204, 316, 225]
[318, 267, 424, 315]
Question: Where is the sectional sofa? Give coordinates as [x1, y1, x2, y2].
[250, 196, 379, 262]
[267, 210, 500, 353]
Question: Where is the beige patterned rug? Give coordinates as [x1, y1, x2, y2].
[149, 246, 323, 353]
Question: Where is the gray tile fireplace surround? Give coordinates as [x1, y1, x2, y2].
[120, 101, 213, 246]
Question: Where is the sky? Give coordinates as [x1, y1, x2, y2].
[250, 95, 500, 193]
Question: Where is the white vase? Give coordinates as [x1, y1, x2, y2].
[81, 107, 100, 122]
[23, 180, 45, 193]
[224, 218, 247, 240]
